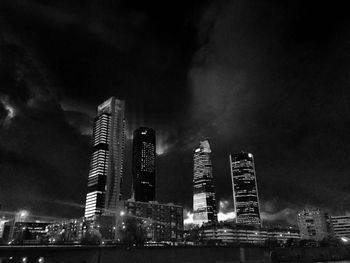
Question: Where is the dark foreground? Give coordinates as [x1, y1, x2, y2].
[1, 245, 350, 263]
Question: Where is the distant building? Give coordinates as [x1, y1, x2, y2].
[200, 223, 299, 245]
[117, 200, 183, 242]
[330, 215, 350, 239]
[132, 127, 156, 202]
[84, 97, 126, 218]
[46, 219, 85, 242]
[193, 140, 217, 225]
[12, 222, 49, 243]
[297, 208, 330, 241]
[229, 152, 261, 226]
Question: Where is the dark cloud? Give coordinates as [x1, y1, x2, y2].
[0, 0, 350, 224]
[0, 36, 90, 218]
[187, 0, 350, 216]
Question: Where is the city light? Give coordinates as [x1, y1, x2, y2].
[341, 237, 349, 243]
[120, 211, 125, 216]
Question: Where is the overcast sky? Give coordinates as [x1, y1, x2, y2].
[1, 0, 350, 224]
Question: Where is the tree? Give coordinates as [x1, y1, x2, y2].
[117, 217, 146, 244]
[81, 229, 102, 245]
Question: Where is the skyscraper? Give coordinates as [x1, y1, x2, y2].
[84, 97, 126, 218]
[229, 152, 261, 226]
[132, 127, 156, 202]
[193, 140, 217, 225]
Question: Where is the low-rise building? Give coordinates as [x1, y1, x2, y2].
[330, 215, 350, 239]
[297, 208, 330, 241]
[200, 222, 300, 245]
[117, 200, 183, 242]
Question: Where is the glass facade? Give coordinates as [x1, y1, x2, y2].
[193, 140, 217, 225]
[132, 127, 156, 202]
[84, 97, 125, 218]
[229, 152, 261, 226]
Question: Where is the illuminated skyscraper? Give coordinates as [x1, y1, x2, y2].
[84, 97, 126, 218]
[132, 127, 156, 202]
[229, 152, 261, 226]
[193, 140, 217, 225]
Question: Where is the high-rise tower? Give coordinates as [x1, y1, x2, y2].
[193, 140, 217, 225]
[84, 97, 126, 218]
[132, 127, 156, 202]
[229, 152, 261, 225]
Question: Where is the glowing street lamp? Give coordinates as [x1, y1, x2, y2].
[17, 210, 29, 222]
[341, 237, 349, 243]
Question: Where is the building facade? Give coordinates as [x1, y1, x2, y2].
[117, 200, 183, 242]
[132, 127, 156, 202]
[85, 97, 126, 218]
[297, 208, 330, 241]
[200, 223, 300, 245]
[330, 215, 350, 239]
[229, 152, 261, 226]
[193, 140, 217, 225]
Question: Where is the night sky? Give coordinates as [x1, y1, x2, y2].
[1, 0, 350, 224]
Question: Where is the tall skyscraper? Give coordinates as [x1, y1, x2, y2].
[193, 140, 217, 225]
[84, 97, 126, 218]
[229, 152, 261, 226]
[132, 127, 156, 202]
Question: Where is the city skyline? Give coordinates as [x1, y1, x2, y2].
[1, 0, 350, 226]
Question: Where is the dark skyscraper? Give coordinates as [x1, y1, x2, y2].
[132, 127, 156, 202]
[229, 152, 261, 226]
[84, 97, 126, 218]
[193, 140, 217, 225]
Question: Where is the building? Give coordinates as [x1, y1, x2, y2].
[266, 225, 300, 244]
[132, 127, 156, 202]
[200, 223, 300, 245]
[193, 140, 217, 225]
[12, 222, 49, 243]
[84, 97, 126, 218]
[116, 200, 183, 242]
[330, 215, 350, 239]
[46, 219, 85, 243]
[297, 208, 330, 241]
[229, 152, 261, 226]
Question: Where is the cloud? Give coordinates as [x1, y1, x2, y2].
[0, 35, 90, 218]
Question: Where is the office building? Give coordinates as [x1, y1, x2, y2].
[193, 140, 217, 225]
[200, 223, 300, 245]
[297, 208, 330, 241]
[229, 152, 261, 225]
[85, 97, 126, 218]
[116, 200, 183, 242]
[132, 127, 156, 202]
[330, 215, 350, 239]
